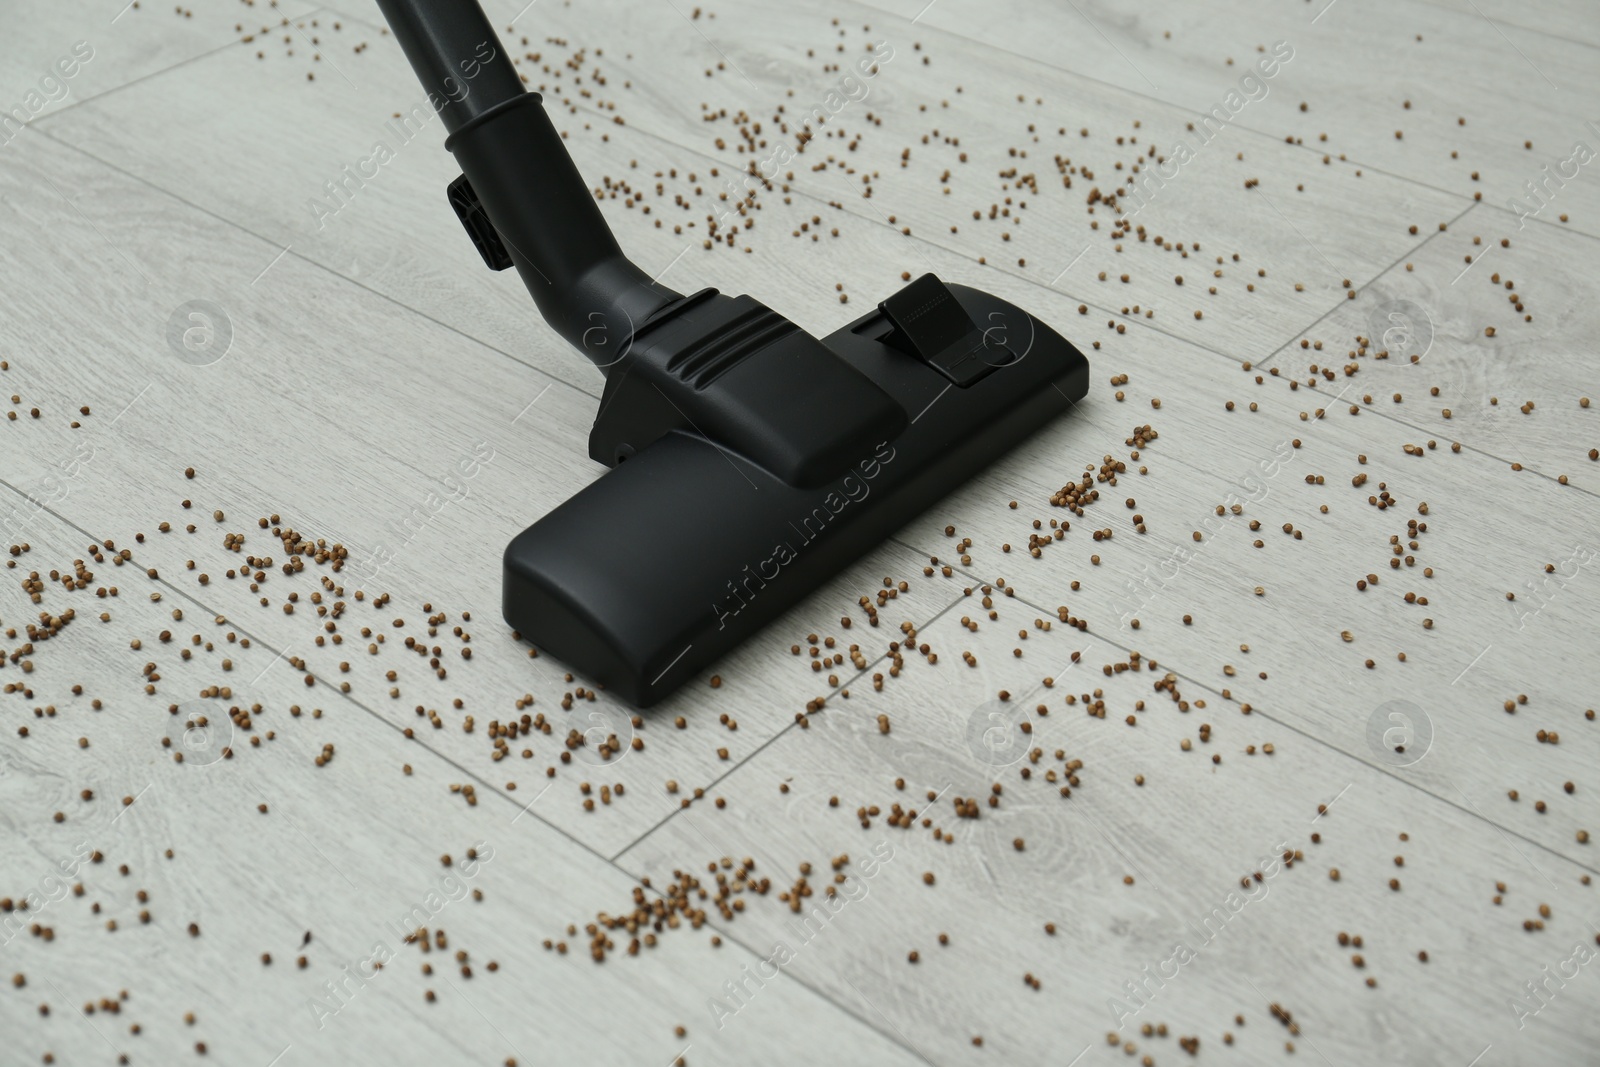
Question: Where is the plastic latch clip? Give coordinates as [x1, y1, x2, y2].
[878, 273, 1011, 387]
[448, 174, 513, 272]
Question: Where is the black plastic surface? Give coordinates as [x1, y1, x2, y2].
[504, 281, 1090, 706]
[447, 174, 513, 271]
[369, 0, 1092, 709]
[445, 95, 681, 366]
[879, 272, 1001, 386]
[587, 290, 908, 487]
[373, 0, 526, 135]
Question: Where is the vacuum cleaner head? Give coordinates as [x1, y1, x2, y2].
[376, 0, 1089, 705]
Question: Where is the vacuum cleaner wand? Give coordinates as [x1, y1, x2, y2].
[375, 0, 1090, 706]
[378, 0, 680, 364]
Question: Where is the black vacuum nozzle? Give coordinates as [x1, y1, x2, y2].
[375, 0, 1089, 706]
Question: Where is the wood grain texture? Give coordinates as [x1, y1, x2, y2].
[0, 501, 927, 1067]
[42, 0, 1469, 383]
[1412, 0, 1600, 48]
[5, 0, 1600, 1064]
[617, 607, 1600, 1066]
[1, 0, 317, 127]
[797, 209, 1600, 868]
[856, 0, 1600, 235]
[0, 127, 967, 863]
[1260, 199, 1600, 486]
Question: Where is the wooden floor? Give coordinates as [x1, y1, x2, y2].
[3, 0, 1598, 1063]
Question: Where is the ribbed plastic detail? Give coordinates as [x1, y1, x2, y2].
[666, 306, 797, 388]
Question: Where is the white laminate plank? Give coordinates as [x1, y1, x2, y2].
[29, 10, 717, 400]
[0, 500, 930, 1067]
[856, 0, 1600, 236]
[1412, 0, 1600, 49]
[1260, 199, 1600, 487]
[618, 585, 1600, 1066]
[476, 0, 1474, 359]
[1, 0, 318, 129]
[38, 0, 1466, 381]
[9, 104, 1596, 870]
[871, 267, 1600, 865]
[8, 2, 1600, 1062]
[0, 127, 967, 863]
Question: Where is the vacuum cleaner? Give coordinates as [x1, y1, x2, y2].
[375, 0, 1090, 706]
